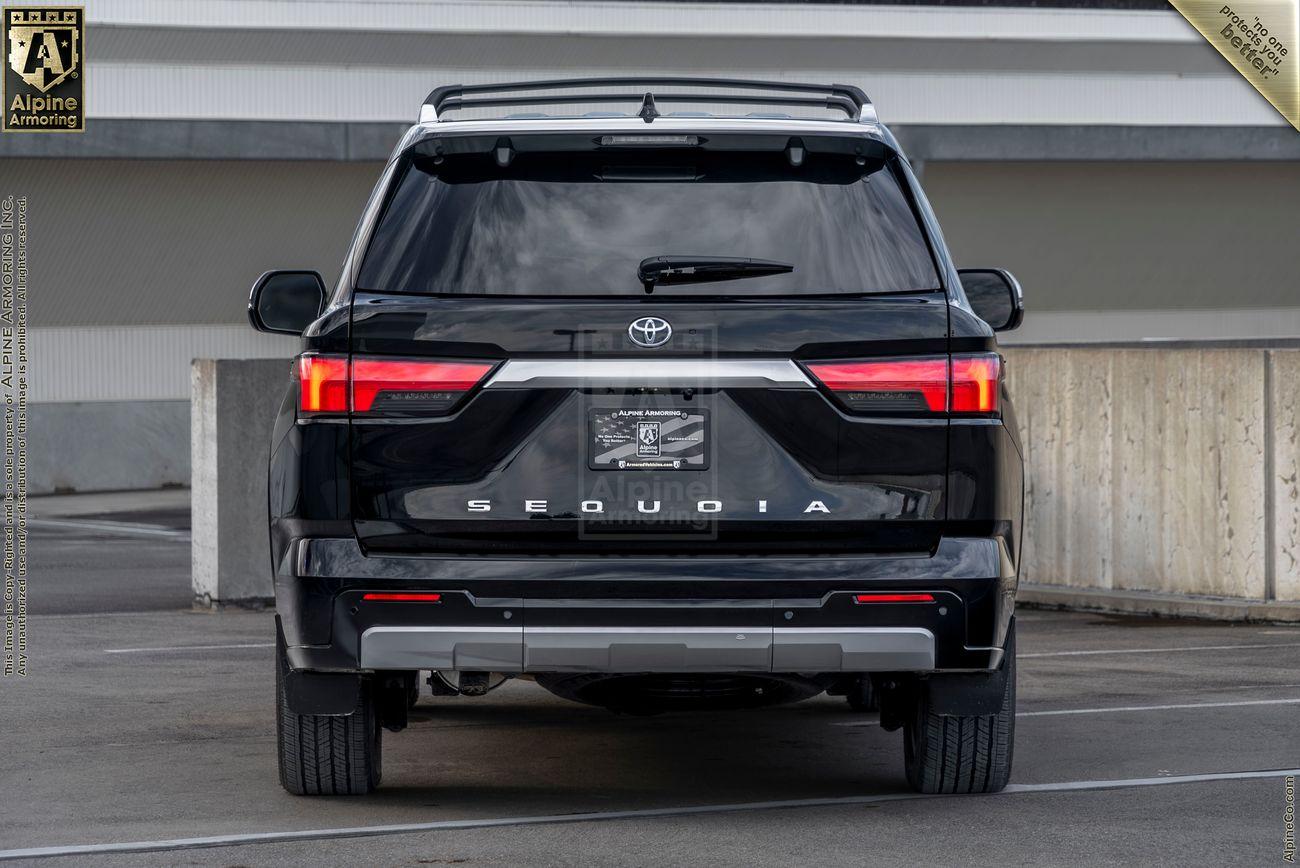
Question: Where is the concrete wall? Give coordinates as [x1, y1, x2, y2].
[1005, 347, 1298, 604]
[7, 159, 380, 329]
[13, 157, 1299, 336]
[923, 161, 1300, 343]
[32, 401, 189, 493]
[8, 157, 363, 493]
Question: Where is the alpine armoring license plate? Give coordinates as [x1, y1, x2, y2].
[588, 408, 709, 470]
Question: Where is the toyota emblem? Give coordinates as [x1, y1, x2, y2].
[628, 316, 673, 349]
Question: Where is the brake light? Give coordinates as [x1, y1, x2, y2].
[854, 593, 936, 604]
[298, 355, 349, 413]
[296, 355, 493, 415]
[806, 353, 1001, 415]
[951, 354, 1000, 414]
[361, 592, 443, 602]
[805, 357, 948, 413]
[352, 359, 494, 413]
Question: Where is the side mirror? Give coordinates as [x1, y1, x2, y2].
[247, 270, 327, 335]
[957, 268, 1024, 332]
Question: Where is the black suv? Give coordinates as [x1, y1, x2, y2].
[249, 79, 1025, 797]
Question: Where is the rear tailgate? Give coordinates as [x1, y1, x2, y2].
[338, 140, 967, 555]
[346, 292, 951, 555]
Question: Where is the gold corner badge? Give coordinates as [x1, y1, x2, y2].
[1170, 1, 1298, 131]
[3, 5, 84, 133]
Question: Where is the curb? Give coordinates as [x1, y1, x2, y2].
[1018, 584, 1300, 624]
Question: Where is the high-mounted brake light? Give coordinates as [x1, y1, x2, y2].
[854, 593, 936, 604]
[296, 355, 493, 415]
[805, 353, 1001, 416]
[361, 592, 443, 602]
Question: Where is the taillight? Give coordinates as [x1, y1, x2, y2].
[806, 353, 1000, 416]
[296, 354, 493, 416]
[298, 355, 349, 414]
[950, 354, 1001, 414]
[352, 359, 494, 414]
[805, 357, 948, 413]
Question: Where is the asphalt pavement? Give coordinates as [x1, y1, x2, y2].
[2, 494, 1298, 866]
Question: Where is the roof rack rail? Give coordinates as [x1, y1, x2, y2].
[421, 77, 873, 124]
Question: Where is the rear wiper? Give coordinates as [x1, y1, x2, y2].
[637, 255, 794, 295]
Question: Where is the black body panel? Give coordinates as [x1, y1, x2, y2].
[350, 292, 950, 358]
[348, 293, 952, 555]
[261, 124, 1024, 684]
[275, 536, 1011, 672]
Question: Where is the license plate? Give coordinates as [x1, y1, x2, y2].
[588, 408, 709, 470]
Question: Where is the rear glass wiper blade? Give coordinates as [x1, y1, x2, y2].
[637, 255, 794, 295]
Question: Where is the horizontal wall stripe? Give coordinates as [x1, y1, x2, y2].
[28, 313, 1300, 403]
[79, 63, 1281, 127]
[31, 326, 298, 403]
[86, 1, 1199, 42]
[1000, 307, 1300, 346]
[5, 122, 1299, 163]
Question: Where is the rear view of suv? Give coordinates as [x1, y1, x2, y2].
[248, 78, 1025, 797]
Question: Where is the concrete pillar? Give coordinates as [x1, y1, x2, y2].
[1270, 350, 1300, 602]
[191, 358, 292, 607]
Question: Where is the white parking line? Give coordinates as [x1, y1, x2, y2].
[1019, 697, 1300, 717]
[1021, 641, 1300, 658]
[104, 643, 274, 654]
[30, 517, 190, 540]
[1, 768, 1295, 861]
[834, 696, 1300, 726]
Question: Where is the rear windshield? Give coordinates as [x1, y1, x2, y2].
[357, 151, 940, 297]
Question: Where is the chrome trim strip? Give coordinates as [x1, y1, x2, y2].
[483, 358, 813, 389]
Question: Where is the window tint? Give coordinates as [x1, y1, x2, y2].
[358, 152, 939, 297]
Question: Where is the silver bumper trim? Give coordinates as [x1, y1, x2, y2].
[359, 625, 935, 673]
[359, 626, 522, 671]
[772, 627, 935, 671]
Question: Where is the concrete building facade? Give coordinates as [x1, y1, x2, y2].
[4, 0, 1298, 493]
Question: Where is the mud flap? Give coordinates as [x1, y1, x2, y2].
[284, 669, 363, 716]
[923, 621, 1014, 716]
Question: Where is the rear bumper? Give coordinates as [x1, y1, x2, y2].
[276, 536, 1015, 674]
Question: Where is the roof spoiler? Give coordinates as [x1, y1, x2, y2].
[418, 77, 875, 124]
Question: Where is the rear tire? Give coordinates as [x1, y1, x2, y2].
[903, 622, 1015, 794]
[276, 627, 382, 795]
